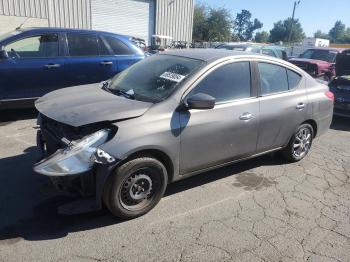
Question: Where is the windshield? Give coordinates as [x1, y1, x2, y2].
[108, 55, 205, 103]
[299, 49, 338, 63]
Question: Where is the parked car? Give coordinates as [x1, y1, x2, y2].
[289, 48, 344, 81]
[329, 49, 350, 117]
[215, 43, 288, 60]
[0, 27, 144, 109]
[33, 49, 333, 219]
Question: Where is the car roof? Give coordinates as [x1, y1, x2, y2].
[17, 27, 130, 39]
[218, 43, 285, 50]
[161, 49, 253, 62]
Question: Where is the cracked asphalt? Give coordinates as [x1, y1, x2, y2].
[0, 110, 349, 262]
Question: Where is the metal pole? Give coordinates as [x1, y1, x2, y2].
[288, 1, 299, 43]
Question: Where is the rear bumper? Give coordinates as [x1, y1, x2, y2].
[334, 108, 350, 118]
[334, 102, 350, 118]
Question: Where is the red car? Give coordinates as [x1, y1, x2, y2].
[289, 48, 345, 81]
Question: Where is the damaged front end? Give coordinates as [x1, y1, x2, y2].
[34, 114, 118, 213]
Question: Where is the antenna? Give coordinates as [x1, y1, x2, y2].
[16, 17, 30, 30]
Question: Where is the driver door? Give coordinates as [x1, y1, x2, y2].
[0, 33, 65, 100]
[179, 61, 259, 175]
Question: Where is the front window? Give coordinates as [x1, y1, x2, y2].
[4, 34, 59, 58]
[107, 55, 205, 103]
[189, 62, 252, 103]
[299, 49, 337, 63]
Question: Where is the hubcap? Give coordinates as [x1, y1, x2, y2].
[293, 127, 311, 158]
[119, 168, 160, 211]
[129, 174, 152, 200]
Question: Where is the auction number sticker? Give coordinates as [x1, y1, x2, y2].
[160, 72, 186, 83]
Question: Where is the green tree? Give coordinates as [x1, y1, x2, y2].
[254, 31, 269, 43]
[206, 8, 233, 42]
[234, 9, 263, 41]
[269, 18, 305, 43]
[314, 30, 329, 39]
[192, 4, 208, 41]
[329, 21, 346, 43]
[343, 28, 350, 43]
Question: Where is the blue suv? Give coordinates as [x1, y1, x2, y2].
[0, 28, 144, 109]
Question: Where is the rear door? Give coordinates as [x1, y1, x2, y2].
[99, 34, 142, 80]
[0, 33, 65, 100]
[64, 33, 107, 87]
[256, 61, 307, 152]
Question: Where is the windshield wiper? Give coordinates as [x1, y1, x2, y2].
[101, 81, 111, 93]
[113, 89, 135, 100]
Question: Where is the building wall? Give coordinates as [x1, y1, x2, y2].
[155, 0, 194, 43]
[0, 0, 90, 35]
[0, 15, 47, 34]
[47, 0, 91, 29]
[0, 0, 194, 44]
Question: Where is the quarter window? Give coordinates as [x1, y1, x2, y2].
[5, 34, 59, 58]
[104, 35, 134, 55]
[67, 34, 99, 56]
[190, 62, 251, 103]
[258, 63, 289, 95]
[287, 70, 302, 89]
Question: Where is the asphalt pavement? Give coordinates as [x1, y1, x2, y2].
[0, 109, 349, 262]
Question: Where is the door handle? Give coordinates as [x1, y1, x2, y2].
[239, 112, 254, 121]
[100, 61, 113, 65]
[296, 103, 305, 110]
[44, 64, 61, 69]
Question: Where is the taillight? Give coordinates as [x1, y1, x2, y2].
[325, 91, 334, 101]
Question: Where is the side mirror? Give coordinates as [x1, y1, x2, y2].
[186, 93, 215, 110]
[0, 48, 9, 59]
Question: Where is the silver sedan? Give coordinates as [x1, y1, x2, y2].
[34, 49, 334, 219]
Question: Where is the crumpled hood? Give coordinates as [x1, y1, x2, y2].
[35, 83, 153, 127]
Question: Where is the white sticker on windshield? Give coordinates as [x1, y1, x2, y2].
[160, 72, 186, 83]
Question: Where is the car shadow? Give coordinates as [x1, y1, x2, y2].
[330, 116, 350, 132]
[0, 145, 286, 243]
[0, 109, 37, 126]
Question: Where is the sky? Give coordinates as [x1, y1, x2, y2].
[198, 0, 350, 37]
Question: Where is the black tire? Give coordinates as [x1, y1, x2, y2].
[103, 156, 168, 219]
[281, 123, 314, 162]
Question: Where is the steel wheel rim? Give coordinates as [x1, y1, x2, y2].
[119, 167, 160, 211]
[292, 127, 311, 158]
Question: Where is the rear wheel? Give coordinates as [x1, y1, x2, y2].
[281, 123, 314, 162]
[103, 156, 168, 219]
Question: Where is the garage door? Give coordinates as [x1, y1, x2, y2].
[91, 0, 154, 45]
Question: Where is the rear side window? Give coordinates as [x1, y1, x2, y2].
[287, 70, 302, 89]
[67, 34, 99, 56]
[258, 63, 288, 95]
[190, 62, 251, 103]
[104, 35, 134, 55]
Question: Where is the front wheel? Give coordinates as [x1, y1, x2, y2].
[103, 156, 168, 219]
[281, 124, 314, 162]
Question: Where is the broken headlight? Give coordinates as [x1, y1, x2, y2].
[34, 129, 113, 176]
